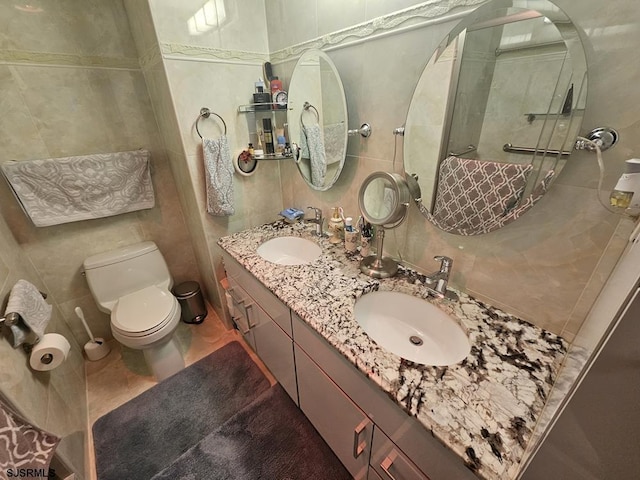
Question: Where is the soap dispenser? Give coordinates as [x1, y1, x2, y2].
[328, 207, 344, 244]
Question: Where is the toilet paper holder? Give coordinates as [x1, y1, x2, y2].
[1, 290, 48, 352]
[0, 311, 20, 327]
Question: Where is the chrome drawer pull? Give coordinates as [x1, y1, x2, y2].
[244, 303, 255, 329]
[380, 452, 400, 480]
[352, 418, 369, 458]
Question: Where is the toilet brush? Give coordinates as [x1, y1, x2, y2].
[75, 306, 111, 361]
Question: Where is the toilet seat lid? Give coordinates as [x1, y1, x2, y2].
[112, 286, 175, 334]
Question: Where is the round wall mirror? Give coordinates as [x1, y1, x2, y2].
[403, 0, 587, 235]
[288, 50, 349, 191]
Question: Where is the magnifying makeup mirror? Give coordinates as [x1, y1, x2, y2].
[358, 172, 411, 278]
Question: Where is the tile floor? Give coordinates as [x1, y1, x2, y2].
[85, 304, 274, 480]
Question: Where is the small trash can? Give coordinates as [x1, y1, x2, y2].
[173, 281, 207, 324]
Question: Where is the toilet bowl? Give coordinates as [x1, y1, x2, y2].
[83, 242, 185, 381]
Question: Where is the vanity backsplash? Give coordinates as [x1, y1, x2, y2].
[218, 221, 568, 479]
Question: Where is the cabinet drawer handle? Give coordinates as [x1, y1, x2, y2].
[352, 418, 369, 458]
[244, 303, 255, 328]
[227, 287, 244, 305]
[380, 452, 399, 480]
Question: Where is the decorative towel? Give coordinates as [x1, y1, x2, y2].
[203, 135, 234, 216]
[5, 280, 52, 348]
[0, 150, 155, 227]
[431, 156, 533, 235]
[0, 398, 60, 476]
[323, 123, 345, 165]
[300, 124, 327, 187]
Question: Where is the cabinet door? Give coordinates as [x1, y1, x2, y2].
[228, 288, 256, 350]
[293, 313, 476, 480]
[371, 427, 430, 480]
[251, 304, 298, 405]
[295, 345, 372, 479]
[368, 467, 384, 480]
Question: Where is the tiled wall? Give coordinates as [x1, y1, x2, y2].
[121, 0, 638, 340]
[270, 0, 640, 340]
[128, 0, 285, 323]
[0, 212, 87, 476]
[0, 2, 201, 477]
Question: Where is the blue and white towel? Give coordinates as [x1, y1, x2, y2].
[0, 150, 155, 227]
[203, 135, 234, 216]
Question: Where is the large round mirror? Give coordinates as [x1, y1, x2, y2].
[404, 0, 587, 235]
[288, 50, 348, 191]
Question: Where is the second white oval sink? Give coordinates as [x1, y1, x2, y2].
[354, 291, 470, 366]
[257, 236, 322, 265]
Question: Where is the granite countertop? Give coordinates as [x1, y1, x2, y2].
[218, 221, 568, 480]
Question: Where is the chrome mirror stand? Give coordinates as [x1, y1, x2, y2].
[360, 227, 398, 278]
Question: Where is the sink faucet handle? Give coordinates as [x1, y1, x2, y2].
[307, 206, 322, 220]
[434, 255, 453, 272]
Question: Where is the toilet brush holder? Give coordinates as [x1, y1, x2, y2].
[84, 337, 110, 361]
[75, 306, 111, 361]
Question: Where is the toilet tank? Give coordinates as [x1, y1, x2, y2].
[83, 241, 173, 313]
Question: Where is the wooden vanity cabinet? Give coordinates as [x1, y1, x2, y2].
[292, 313, 477, 480]
[370, 427, 430, 480]
[222, 254, 477, 480]
[223, 253, 298, 404]
[295, 345, 372, 479]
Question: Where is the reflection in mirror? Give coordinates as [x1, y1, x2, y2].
[288, 50, 348, 191]
[404, 0, 587, 235]
[358, 172, 411, 278]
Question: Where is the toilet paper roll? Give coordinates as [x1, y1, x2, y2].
[29, 333, 71, 371]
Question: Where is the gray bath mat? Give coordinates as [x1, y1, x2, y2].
[92, 341, 270, 480]
[151, 383, 351, 480]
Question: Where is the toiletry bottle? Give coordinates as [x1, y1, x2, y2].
[344, 217, 354, 232]
[248, 143, 254, 156]
[276, 130, 286, 154]
[270, 76, 283, 109]
[360, 222, 373, 256]
[344, 217, 359, 253]
[253, 77, 271, 110]
[328, 207, 344, 244]
[262, 118, 275, 154]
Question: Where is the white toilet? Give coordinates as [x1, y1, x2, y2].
[83, 241, 185, 381]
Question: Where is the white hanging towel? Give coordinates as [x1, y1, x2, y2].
[203, 135, 234, 216]
[5, 279, 52, 348]
[0, 150, 155, 227]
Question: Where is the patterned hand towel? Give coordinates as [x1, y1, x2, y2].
[431, 156, 533, 235]
[0, 398, 60, 475]
[5, 279, 52, 348]
[0, 150, 155, 227]
[300, 124, 327, 187]
[323, 122, 345, 165]
[203, 135, 234, 216]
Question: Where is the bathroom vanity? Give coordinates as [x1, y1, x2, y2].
[219, 222, 568, 480]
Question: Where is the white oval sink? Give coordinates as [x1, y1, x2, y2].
[257, 236, 322, 265]
[354, 291, 470, 366]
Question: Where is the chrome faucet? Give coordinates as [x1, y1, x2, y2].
[306, 207, 324, 236]
[425, 255, 454, 298]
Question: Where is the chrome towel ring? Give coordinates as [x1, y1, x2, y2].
[301, 101, 319, 128]
[196, 107, 227, 138]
